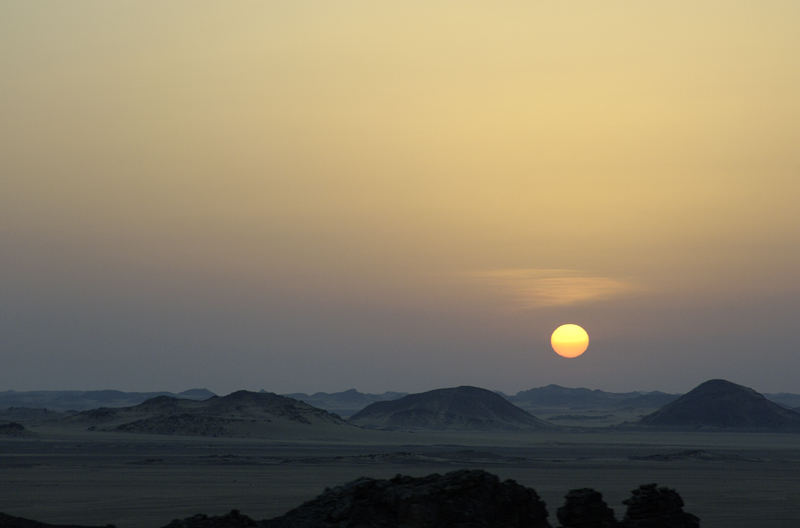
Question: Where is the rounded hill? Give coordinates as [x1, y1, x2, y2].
[639, 379, 800, 430]
[349, 386, 552, 431]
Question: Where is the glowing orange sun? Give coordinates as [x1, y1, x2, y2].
[551, 323, 589, 358]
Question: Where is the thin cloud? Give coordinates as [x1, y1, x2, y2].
[465, 268, 640, 309]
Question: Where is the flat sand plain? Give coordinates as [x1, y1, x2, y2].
[2, 427, 799, 528]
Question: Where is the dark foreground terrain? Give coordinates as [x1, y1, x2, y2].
[1, 427, 799, 528]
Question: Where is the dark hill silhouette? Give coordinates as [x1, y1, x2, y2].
[763, 392, 800, 408]
[177, 388, 216, 400]
[349, 386, 551, 430]
[0, 389, 215, 412]
[283, 388, 407, 418]
[66, 391, 350, 437]
[639, 379, 800, 430]
[511, 384, 677, 409]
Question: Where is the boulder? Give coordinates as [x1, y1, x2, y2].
[557, 488, 620, 528]
[264, 469, 552, 528]
[621, 484, 699, 528]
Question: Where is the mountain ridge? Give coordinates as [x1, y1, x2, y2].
[0, 389, 215, 412]
[64, 390, 351, 437]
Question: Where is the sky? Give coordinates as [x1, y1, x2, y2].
[2, 1, 799, 395]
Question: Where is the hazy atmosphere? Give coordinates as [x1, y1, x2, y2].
[3, 1, 799, 394]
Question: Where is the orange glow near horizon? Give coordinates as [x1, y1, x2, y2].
[551, 324, 590, 359]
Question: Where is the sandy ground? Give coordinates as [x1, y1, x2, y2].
[1, 427, 799, 527]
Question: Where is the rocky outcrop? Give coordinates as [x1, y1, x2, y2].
[557, 488, 620, 528]
[621, 484, 699, 528]
[2, 474, 701, 528]
[263, 469, 552, 528]
[115, 414, 237, 436]
[66, 391, 351, 437]
[0, 421, 29, 436]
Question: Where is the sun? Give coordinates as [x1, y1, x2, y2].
[551, 323, 589, 358]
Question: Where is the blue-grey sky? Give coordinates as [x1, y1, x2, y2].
[2, 2, 800, 395]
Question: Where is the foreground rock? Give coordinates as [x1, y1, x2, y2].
[3, 472, 700, 528]
[622, 484, 699, 528]
[264, 469, 552, 528]
[557, 488, 619, 527]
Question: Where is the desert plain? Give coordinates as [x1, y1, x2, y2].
[2, 425, 799, 528]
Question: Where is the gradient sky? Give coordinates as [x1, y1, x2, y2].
[2, 2, 799, 395]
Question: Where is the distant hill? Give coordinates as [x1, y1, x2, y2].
[349, 386, 551, 431]
[0, 388, 215, 412]
[0, 407, 70, 426]
[764, 392, 800, 409]
[283, 389, 407, 418]
[639, 379, 800, 430]
[0, 511, 111, 528]
[66, 390, 352, 437]
[510, 384, 678, 409]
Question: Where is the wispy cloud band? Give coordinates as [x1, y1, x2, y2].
[464, 268, 639, 309]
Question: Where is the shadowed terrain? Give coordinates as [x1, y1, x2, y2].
[510, 385, 678, 410]
[350, 386, 552, 431]
[638, 379, 800, 430]
[0, 421, 30, 436]
[3, 380, 800, 527]
[0, 390, 215, 412]
[62, 391, 351, 437]
[282, 389, 407, 418]
[2, 470, 701, 528]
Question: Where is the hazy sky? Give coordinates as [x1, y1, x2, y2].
[2, 2, 799, 395]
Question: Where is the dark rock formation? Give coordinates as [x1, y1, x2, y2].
[0, 421, 33, 437]
[263, 469, 552, 528]
[638, 379, 800, 430]
[0, 512, 113, 528]
[67, 390, 351, 437]
[349, 385, 552, 430]
[161, 510, 260, 528]
[115, 414, 236, 436]
[557, 488, 620, 528]
[2, 473, 701, 528]
[621, 484, 699, 528]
